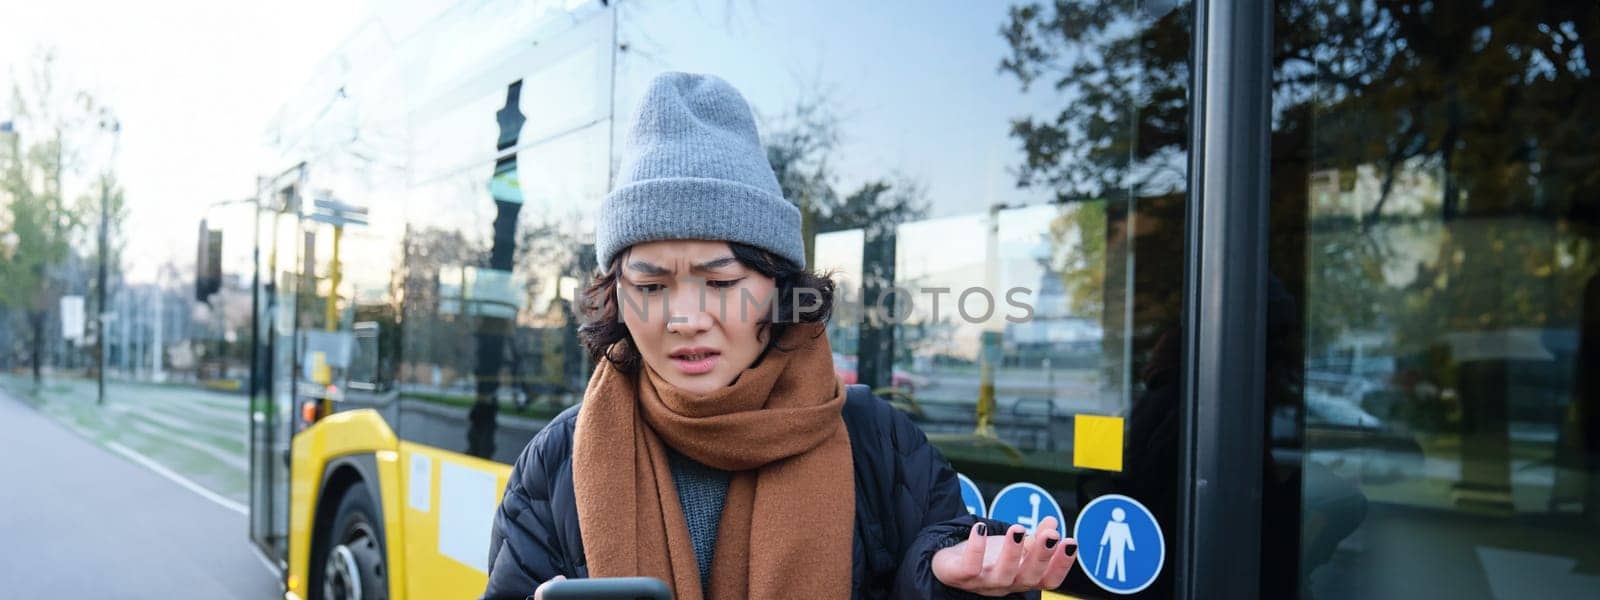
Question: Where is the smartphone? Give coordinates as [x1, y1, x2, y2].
[540, 576, 674, 600]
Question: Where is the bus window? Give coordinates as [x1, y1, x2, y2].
[1264, 1, 1600, 597]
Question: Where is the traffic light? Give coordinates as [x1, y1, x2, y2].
[195, 220, 222, 302]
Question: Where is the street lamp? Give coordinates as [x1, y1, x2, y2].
[96, 113, 120, 405]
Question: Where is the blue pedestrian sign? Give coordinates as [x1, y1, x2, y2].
[956, 473, 986, 518]
[1074, 494, 1165, 595]
[987, 482, 1064, 537]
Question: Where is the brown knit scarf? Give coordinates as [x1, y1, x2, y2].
[572, 321, 854, 600]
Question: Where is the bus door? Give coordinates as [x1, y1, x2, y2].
[249, 175, 303, 572]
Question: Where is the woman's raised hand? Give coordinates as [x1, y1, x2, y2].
[931, 516, 1077, 596]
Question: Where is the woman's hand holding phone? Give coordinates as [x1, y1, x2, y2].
[532, 575, 566, 600]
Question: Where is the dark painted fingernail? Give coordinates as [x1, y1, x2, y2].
[1012, 531, 1024, 544]
[975, 523, 987, 536]
[1064, 542, 1078, 555]
[1045, 536, 1059, 549]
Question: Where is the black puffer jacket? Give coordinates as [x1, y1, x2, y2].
[483, 385, 1029, 599]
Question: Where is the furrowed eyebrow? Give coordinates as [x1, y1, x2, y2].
[625, 256, 737, 276]
[690, 256, 738, 274]
[625, 260, 670, 276]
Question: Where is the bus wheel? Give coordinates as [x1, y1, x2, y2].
[318, 485, 388, 600]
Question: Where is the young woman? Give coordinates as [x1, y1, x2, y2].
[482, 72, 1077, 600]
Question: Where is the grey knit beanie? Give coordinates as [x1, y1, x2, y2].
[596, 72, 805, 270]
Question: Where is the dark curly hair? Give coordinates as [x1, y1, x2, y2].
[577, 242, 836, 374]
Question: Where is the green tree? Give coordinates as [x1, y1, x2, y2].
[1045, 201, 1107, 321]
[0, 49, 115, 383]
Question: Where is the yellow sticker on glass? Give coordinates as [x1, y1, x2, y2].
[1073, 414, 1124, 472]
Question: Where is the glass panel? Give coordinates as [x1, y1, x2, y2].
[394, 6, 613, 464]
[1266, 1, 1600, 597]
[618, 1, 1192, 596]
[249, 183, 301, 564]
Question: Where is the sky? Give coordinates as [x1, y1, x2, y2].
[1, 0, 376, 283]
[614, 0, 1063, 218]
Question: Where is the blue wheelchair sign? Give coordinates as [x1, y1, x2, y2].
[1073, 494, 1165, 595]
[987, 482, 1065, 536]
[956, 473, 985, 518]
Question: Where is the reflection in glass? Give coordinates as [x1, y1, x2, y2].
[395, 63, 602, 464]
[1268, 0, 1600, 597]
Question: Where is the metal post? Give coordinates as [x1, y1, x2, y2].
[120, 289, 130, 373]
[1179, 0, 1272, 598]
[248, 183, 261, 399]
[95, 116, 118, 403]
[150, 290, 162, 379]
[975, 203, 1004, 436]
[97, 175, 108, 404]
[325, 224, 341, 331]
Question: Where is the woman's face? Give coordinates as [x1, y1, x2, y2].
[617, 240, 777, 395]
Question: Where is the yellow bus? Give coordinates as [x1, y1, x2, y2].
[227, 1, 1600, 599]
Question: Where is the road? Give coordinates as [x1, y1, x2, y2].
[0, 383, 281, 599]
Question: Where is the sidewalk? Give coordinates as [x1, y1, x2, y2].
[0, 382, 279, 598]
